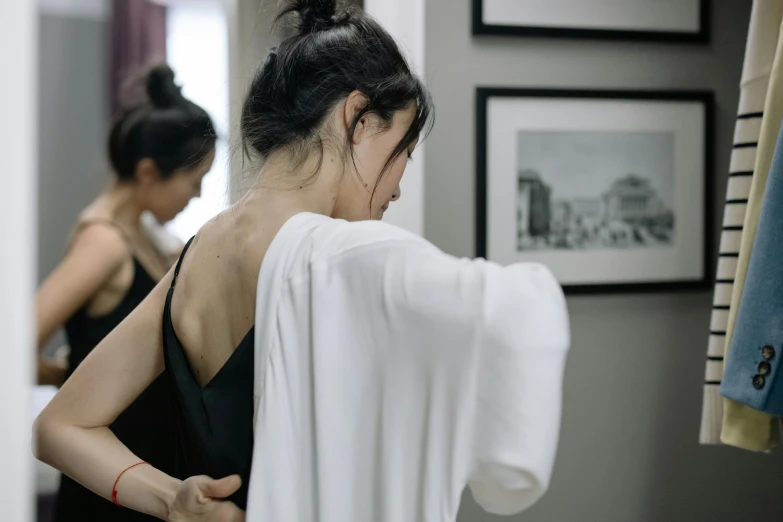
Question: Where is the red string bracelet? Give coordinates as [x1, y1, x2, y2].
[112, 461, 149, 506]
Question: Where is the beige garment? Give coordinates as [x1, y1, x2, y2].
[720, 14, 783, 453]
[700, 0, 783, 445]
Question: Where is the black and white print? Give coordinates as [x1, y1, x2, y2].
[476, 88, 710, 293]
[515, 131, 675, 252]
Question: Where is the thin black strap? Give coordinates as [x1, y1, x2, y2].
[171, 236, 196, 289]
[72, 219, 134, 253]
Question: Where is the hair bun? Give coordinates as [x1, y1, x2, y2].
[146, 64, 183, 109]
[279, 0, 352, 34]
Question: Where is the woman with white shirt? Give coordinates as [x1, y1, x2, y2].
[34, 1, 571, 521]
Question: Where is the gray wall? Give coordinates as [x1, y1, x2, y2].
[38, 13, 108, 350]
[226, 0, 290, 201]
[424, 1, 783, 521]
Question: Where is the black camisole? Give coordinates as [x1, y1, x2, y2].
[163, 236, 255, 510]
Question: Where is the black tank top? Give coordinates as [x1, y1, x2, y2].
[56, 221, 176, 522]
[163, 236, 255, 510]
[64, 255, 155, 373]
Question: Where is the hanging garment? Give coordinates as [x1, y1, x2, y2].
[700, 0, 783, 445]
[247, 213, 571, 522]
[719, 19, 783, 451]
[721, 121, 783, 418]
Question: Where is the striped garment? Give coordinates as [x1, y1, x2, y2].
[700, 0, 783, 445]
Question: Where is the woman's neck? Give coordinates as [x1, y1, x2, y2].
[94, 181, 146, 228]
[236, 150, 342, 226]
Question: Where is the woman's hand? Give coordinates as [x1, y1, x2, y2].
[168, 475, 245, 522]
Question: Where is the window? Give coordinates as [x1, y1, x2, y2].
[164, 1, 229, 241]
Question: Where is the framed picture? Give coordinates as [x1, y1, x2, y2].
[475, 88, 713, 294]
[472, 0, 709, 43]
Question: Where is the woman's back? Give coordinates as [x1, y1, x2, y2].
[166, 209, 280, 385]
[163, 231, 256, 510]
[160, 205, 299, 512]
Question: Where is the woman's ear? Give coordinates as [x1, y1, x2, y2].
[343, 90, 370, 146]
[134, 158, 161, 186]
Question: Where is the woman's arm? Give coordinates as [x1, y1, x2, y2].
[34, 272, 244, 521]
[36, 225, 128, 385]
[35, 273, 174, 516]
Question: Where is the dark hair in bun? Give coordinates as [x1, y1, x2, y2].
[277, 0, 350, 34]
[241, 0, 433, 195]
[145, 64, 185, 109]
[108, 64, 216, 181]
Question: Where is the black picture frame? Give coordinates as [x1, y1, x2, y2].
[472, 0, 710, 43]
[475, 87, 714, 295]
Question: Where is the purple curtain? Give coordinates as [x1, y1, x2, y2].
[110, 0, 167, 115]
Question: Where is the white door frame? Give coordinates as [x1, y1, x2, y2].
[0, 0, 37, 520]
